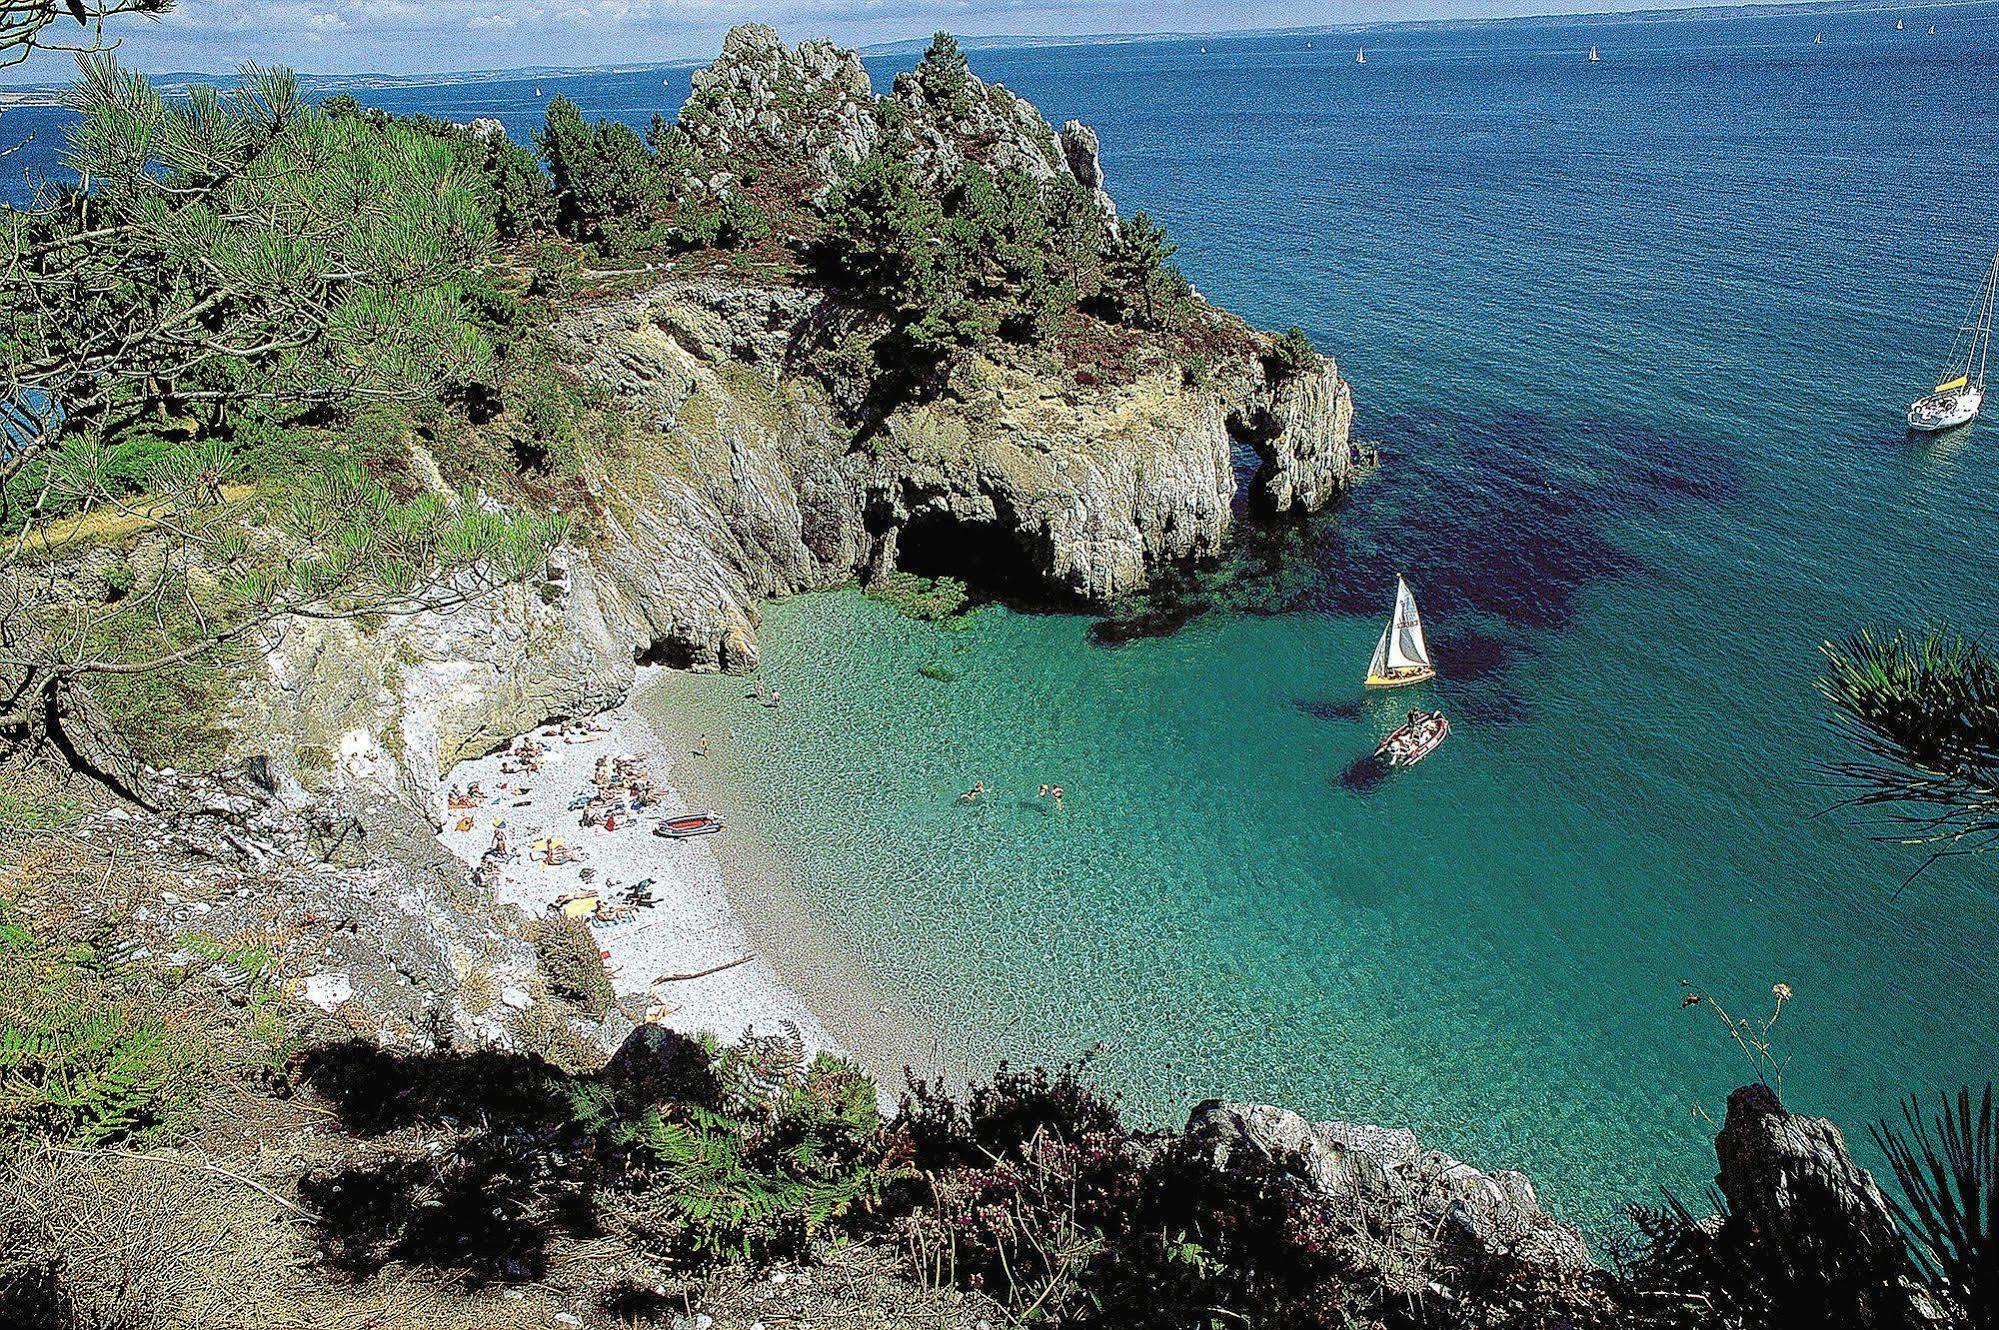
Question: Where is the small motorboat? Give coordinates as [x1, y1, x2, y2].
[1375, 710, 1451, 768]
[655, 812, 725, 839]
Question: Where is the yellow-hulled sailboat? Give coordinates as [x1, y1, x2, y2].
[1365, 576, 1437, 688]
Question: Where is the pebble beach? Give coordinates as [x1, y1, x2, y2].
[434, 667, 837, 1056]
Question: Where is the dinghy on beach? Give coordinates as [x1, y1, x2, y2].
[655, 812, 725, 839]
[1364, 576, 1437, 688]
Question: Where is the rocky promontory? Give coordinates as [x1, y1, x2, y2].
[234, 27, 1357, 809]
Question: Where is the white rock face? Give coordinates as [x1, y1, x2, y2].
[302, 972, 353, 1012]
[675, 24, 879, 196]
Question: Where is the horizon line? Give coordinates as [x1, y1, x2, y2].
[0, 0, 1974, 89]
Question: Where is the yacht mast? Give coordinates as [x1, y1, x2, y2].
[1975, 251, 1999, 390]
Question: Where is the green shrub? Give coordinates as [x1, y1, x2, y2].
[598, 1029, 884, 1261]
[525, 916, 613, 1018]
[1268, 325, 1318, 379]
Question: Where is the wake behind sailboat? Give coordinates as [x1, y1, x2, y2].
[1364, 576, 1437, 688]
[1908, 248, 1999, 432]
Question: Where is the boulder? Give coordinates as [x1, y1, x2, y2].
[1184, 1100, 1597, 1287]
[1707, 1083, 1931, 1328]
[1059, 119, 1119, 231]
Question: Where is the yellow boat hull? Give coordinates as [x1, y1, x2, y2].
[1365, 668, 1436, 689]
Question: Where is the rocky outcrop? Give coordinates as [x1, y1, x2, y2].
[228, 27, 1356, 809]
[1700, 1083, 1933, 1327]
[673, 25, 1118, 210]
[891, 58, 1064, 190]
[560, 275, 1355, 618]
[1185, 1100, 1597, 1292]
[674, 23, 877, 197]
[1058, 120, 1118, 229]
[230, 272, 1355, 809]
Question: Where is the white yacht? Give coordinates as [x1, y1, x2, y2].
[1908, 249, 1999, 433]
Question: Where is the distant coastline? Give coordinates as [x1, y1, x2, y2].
[0, 0, 1979, 92]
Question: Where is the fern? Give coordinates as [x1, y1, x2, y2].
[613, 1027, 884, 1260]
[0, 931, 208, 1146]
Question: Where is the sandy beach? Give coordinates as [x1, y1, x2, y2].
[435, 666, 839, 1057]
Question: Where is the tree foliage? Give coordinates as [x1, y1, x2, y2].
[1101, 210, 1187, 330]
[1818, 626, 1999, 874]
[0, 61, 565, 772]
[537, 95, 673, 255]
[1875, 1085, 1999, 1326]
[816, 140, 1113, 385]
[0, 0, 169, 70]
[5, 58, 499, 466]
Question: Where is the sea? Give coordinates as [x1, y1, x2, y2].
[10, 2, 1999, 1230]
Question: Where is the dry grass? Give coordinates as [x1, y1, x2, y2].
[33, 485, 258, 553]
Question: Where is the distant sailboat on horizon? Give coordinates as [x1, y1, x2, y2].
[1908, 248, 1999, 433]
[1814, 31, 1824, 44]
[1928, 24, 1937, 34]
[1587, 45, 1601, 63]
[1356, 47, 1366, 64]
[1896, 18, 1905, 29]
[1364, 576, 1437, 689]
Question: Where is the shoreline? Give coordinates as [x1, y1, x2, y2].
[626, 666, 957, 1099]
[434, 665, 941, 1100]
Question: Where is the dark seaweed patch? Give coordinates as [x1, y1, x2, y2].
[1337, 755, 1389, 793]
[1295, 697, 1368, 722]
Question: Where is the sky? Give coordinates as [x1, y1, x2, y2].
[18, 0, 1814, 77]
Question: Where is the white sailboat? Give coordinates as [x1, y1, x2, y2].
[1814, 31, 1824, 44]
[1896, 18, 1905, 29]
[1908, 248, 1999, 432]
[1355, 47, 1366, 64]
[1364, 576, 1437, 688]
[1587, 45, 1601, 62]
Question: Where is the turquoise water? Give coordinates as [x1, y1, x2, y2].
[639, 8, 1999, 1226]
[14, 4, 1999, 1227]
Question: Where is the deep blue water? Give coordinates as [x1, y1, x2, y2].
[13, 5, 1999, 1227]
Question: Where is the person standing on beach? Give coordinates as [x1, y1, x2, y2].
[697, 734, 709, 758]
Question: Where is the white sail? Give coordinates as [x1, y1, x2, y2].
[1368, 624, 1391, 679]
[1386, 576, 1431, 671]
